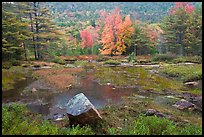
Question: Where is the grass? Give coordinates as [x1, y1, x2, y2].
[2, 89, 202, 135]
[160, 64, 202, 82]
[2, 66, 32, 91]
[151, 54, 177, 62]
[94, 66, 184, 92]
[51, 56, 66, 65]
[2, 103, 94, 135]
[100, 96, 202, 135]
[172, 56, 202, 64]
[107, 114, 202, 135]
[104, 59, 121, 65]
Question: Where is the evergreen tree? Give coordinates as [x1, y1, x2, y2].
[126, 23, 150, 56]
[2, 2, 30, 61]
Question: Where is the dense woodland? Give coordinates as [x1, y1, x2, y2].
[2, 2, 202, 62]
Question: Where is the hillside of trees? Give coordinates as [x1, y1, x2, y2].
[2, 2, 202, 61]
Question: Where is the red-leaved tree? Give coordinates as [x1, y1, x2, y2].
[170, 2, 194, 15]
[80, 25, 99, 54]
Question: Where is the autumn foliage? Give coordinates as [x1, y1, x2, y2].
[99, 7, 134, 55]
[170, 2, 194, 15]
[80, 25, 99, 49]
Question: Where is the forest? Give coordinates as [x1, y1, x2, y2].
[2, 2, 202, 135]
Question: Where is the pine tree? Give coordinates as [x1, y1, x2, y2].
[127, 22, 150, 56]
[2, 2, 30, 61]
[161, 2, 196, 56]
[15, 2, 60, 60]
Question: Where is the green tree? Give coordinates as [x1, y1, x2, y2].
[126, 23, 150, 56]
[2, 2, 30, 61]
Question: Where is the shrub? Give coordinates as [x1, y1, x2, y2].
[152, 54, 177, 62]
[29, 57, 36, 61]
[107, 114, 202, 135]
[21, 64, 30, 68]
[64, 58, 77, 62]
[2, 62, 12, 69]
[172, 56, 202, 64]
[179, 124, 202, 135]
[2, 103, 95, 135]
[96, 55, 110, 62]
[11, 60, 22, 66]
[104, 60, 121, 65]
[127, 52, 136, 62]
[52, 56, 65, 65]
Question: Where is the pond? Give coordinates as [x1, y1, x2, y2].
[2, 70, 141, 118]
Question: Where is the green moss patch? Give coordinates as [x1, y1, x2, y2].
[160, 64, 202, 82]
[94, 66, 184, 92]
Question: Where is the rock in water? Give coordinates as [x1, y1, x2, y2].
[66, 93, 102, 126]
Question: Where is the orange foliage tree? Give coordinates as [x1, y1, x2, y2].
[99, 7, 134, 55]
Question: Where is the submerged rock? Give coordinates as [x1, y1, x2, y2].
[66, 93, 102, 126]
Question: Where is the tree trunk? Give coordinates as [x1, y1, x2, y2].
[34, 2, 41, 60]
[134, 43, 137, 56]
[23, 42, 27, 60]
[29, 12, 37, 60]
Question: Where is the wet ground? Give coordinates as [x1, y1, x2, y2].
[2, 65, 202, 124]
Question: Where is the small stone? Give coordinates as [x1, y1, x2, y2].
[184, 81, 199, 87]
[31, 88, 37, 93]
[145, 109, 157, 116]
[173, 99, 195, 110]
[107, 83, 111, 85]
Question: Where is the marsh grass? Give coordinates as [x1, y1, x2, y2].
[33, 68, 84, 90]
[2, 66, 31, 91]
[94, 66, 184, 92]
[160, 64, 202, 82]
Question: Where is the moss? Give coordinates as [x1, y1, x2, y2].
[160, 64, 202, 82]
[104, 60, 121, 65]
[172, 56, 202, 64]
[96, 55, 110, 62]
[21, 64, 30, 68]
[64, 58, 77, 61]
[94, 66, 184, 92]
[2, 66, 32, 91]
[187, 89, 202, 95]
